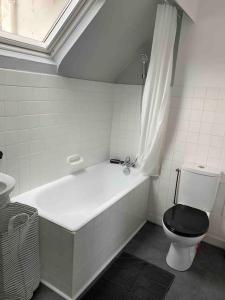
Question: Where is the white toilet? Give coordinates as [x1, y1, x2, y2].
[162, 163, 221, 271]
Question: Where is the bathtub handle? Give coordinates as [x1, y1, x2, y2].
[67, 154, 84, 173]
[67, 154, 84, 166]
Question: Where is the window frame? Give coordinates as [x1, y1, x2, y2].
[0, 0, 87, 54]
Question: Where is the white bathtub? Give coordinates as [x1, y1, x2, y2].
[13, 161, 149, 300]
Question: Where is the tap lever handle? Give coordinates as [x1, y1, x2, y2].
[123, 156, 137, 168]
[124, 156, 131, 163]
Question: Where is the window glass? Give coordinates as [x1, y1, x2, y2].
[0, 0, 71, 41]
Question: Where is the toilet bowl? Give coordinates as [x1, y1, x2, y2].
[162, 204, 209, 271]
[162, 164, 221, 271]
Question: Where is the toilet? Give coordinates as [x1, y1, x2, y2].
[162, 163, 221, 271]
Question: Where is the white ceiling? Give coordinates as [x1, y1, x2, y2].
[175, 0, 199, 21]
[58, 0, 158, 83]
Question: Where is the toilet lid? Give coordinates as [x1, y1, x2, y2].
[163, 204, 209, 238]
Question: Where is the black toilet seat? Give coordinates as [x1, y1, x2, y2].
[163, 204, 209, 238]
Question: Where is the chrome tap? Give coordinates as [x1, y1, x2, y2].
[122, 156, 137, 175]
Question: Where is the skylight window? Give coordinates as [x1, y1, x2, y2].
[0, 0, 87, 53]
[0, 0, 71, 42]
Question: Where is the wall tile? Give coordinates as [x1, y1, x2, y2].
[110, 85, 142, 161]
[193, 87, 206, 98]
[206, 87, 220, 99]
[148, 85, 225, 244]
[0, 69, 114, 196]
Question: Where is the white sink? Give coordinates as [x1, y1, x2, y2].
[0, 173, 16, 208]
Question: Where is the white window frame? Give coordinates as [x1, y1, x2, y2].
[0, 0, 89, 55]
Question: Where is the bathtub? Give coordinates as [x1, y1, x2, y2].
[13, 161, 149, 300]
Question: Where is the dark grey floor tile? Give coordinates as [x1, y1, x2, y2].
[82, 252, 174, 300]
[103, 252, 144, 290]
[81, 277, 137, 300]
[125, 222, 225, 300]
[32, 284, 64, 300]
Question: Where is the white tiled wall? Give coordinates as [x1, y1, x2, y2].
[110, 84, 142, 161]
[0, 69, 114, 196]
[2, 68, 224, 246]
[109, 82, 225, 247]
[149, 85, 225, 247]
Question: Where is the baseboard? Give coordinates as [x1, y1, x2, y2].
[148, 213, 162, 226]
[41, 220, 147, 300]
[148, 214, 225, 250]
[204, 234, 225, 250]
[41, 280, 71, 300]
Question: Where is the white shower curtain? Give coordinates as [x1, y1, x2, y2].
[137, 4, 177, 176]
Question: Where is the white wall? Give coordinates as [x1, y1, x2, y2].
[149, 0, 225, 248]
[110, 84, 142, 161]
[175, 0, 225, 86]
[175, 0, 199, 22]
[3, 0, 225, 249]
[0, 69, 113, 196]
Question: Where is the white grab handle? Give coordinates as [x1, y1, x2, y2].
[67, 154, 84, 165]
[67, 154, 84, 174]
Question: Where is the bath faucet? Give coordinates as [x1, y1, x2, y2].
[123, 156, 137, 167]
[122, 157, 137, 175]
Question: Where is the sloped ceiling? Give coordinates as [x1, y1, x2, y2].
[58, 0, 158, 83]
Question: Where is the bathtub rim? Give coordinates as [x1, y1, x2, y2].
[12, 161, 149, 232]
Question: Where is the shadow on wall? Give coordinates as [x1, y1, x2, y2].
[58, 0, 158, 84]
[115, 43, 152, 85]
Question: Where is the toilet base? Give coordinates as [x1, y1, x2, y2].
[166, 243, 197, 271]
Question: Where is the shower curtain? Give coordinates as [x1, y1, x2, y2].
[137, 4, 177, 176]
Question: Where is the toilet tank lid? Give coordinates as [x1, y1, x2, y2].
[182, 163, 221, 177]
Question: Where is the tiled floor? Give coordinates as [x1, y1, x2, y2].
[82, 252, 174, 300]
[33, 222, 225, 300]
